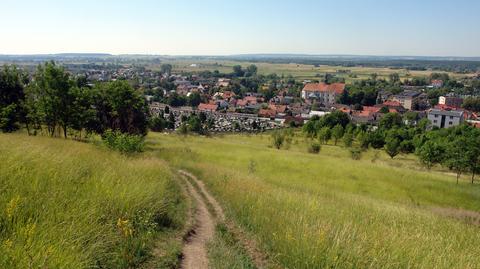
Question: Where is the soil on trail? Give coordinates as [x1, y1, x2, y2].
[179, 173, 215, 269]
[178, 170, 271, 269]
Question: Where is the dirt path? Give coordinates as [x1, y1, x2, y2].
[179, 174, 215, 269]
[179, 170, 271, 269]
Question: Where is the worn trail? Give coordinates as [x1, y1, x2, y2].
[179, 170, 271, 269]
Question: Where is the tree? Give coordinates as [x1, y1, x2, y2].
[232, 65, 244, 77]
[379, 113, 403, 129]
[462, 97, 480, 112]
[443, 137, 470, 184]
[30, 62, 74, 138]
[385, 137, 400, 159]
[0, 66, 25, 132]
[245, 65, 258, 77]
[318, 127, 331, 144]
[357, 131, 369, 149]
[187, 92, 202, 107]
[416, 140, 445, 169]
[160, 64, 172, 76]
[331, 124, 344, 145]
[149, 115, 166, 132]
[343, 132, 354, 147]
[389, 73, 400, 84]
[187, 115, 203, 134]
[100, 80, 149, 135]
[167, 112, 175, 129]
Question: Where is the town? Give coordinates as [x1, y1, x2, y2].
[58, 59, 479, 132]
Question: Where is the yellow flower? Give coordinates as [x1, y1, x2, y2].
[5, 195, 21, 219]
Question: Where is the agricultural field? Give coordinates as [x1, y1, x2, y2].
[150, 59, 475, 83]
[0, 134, 186, 268]
[152, 132, 480, 269]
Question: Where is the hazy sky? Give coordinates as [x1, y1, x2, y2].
[1, 0, 479, 56]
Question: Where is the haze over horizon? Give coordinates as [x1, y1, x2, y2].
[1, 0, 479, 57]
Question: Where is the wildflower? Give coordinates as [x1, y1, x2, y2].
[5, 195, 21, 219]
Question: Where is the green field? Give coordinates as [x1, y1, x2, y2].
[152, 132, 480, 268]
[0, 134, 186, 268]
[150, 59, 474, 83]
[2, 132, 480, 268]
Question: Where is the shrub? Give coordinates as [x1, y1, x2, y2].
[149, 116, 166, 132]
[350, 148, 362, 160]
[102, 129, 145, 153]
[271, 130, 285, 149]
[308, 142, 321, 154]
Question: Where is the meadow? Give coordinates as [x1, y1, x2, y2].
[150, 59, 473, 83]
[0, 134, 186, 268]
[152, 132, 480, 269]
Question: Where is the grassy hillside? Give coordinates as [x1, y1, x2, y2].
[152, 133, 480, 268]
[0, 134, 186, 268]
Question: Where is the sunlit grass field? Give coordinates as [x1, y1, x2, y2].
[151, 59, 473, 83]
[152, 132, 480, 268]
[0, 134, 186, 268]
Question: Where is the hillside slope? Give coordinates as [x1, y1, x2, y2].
[154, 133, 480, 269]
[0, 134, 185, 268]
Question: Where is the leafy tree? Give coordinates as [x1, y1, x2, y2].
[149, 115, 165, 132]
[160, 64, 172, 76]
[416, 140, 445, 169]
[187, 92, 202, 107]
[187, 115, 203, 134]
[385, 137, 400, 159]
[30, 62, 74, 137]
[343, 132, 354, 147]
[379, 113, 403, 130]
[357, 131, 369, 149]
[368, 130, 385, 149]
[331, 124, 344, 145]
[318, 127, 331, 144]
[99, 80, 149, 135]
[443, 137, 470, 184]
[0, 65, 25, 132]
[245, 65, 258, 77]
[232, 65, 244, 77]
[462, 97, 480, 112]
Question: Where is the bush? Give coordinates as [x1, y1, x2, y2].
[102, 129, 145, 153]
[149, 116, 166, 132]
[308, 142, 321, 154]
[350, 148, 362, 160]
[271, 130, 285, 149]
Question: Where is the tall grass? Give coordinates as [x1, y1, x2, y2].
[153, 132, 480, 268]
[0, 134, 185, 268]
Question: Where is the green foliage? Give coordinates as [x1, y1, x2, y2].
[149, 115, 166, 132]
[317, 127, 331, 144]
[308, 142, 321, 154]
[379, 113, 403, 129]
[343, 132, 354, 147]
[384, 137, 400, 159]
[271, 130, 285, 149]
[331, 124, 344, 145]
[350, 147, 362, 160]
[102, 129, 145, 153]
[0, 66, 25, 132]
[462, 97, 480, 112]
[416, 140, 445, 169]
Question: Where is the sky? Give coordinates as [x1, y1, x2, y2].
[0, 0, 479, 56]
